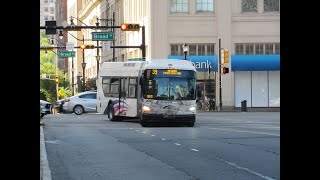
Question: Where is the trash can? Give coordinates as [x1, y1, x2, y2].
[241, 100, 247, 112]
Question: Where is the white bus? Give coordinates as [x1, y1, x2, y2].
[97, 59, 197, 127]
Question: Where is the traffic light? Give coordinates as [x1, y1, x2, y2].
[120, 23, 140, 31]
[220, 49, 225, 65]
[55, 76, 59, 84]
[222, 67, 229, 74]
[79, 44, 95, 49]
[223, 49, 229, 63]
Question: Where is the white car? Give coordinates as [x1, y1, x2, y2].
[62, 91, 97, 115]
[40, 100, 52, 118]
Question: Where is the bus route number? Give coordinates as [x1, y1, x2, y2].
[152, 69, 158, 75]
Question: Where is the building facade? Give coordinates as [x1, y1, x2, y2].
[40, 0, 56, 26]
[66, 0, 280, 108]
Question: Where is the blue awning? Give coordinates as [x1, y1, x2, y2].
[168, 55, 280, 72]
[231, 55, 280, 71]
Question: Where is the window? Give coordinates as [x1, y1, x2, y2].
[265, 43, 273, 54]
[110, 78, 119, 94]
[275, 43, 280, 54]
[245, 44, 254, 54]
[235, 43, 280, 55]
[196, 0, 214, 12]
[102, 78, 110, 95]
[170, 0, 189, 13]
[189, 44, 196, 55]
[264, 0, 279, 12]
[255, 43, 264, 54]
[170, 44, 216, 56]
[44, 15, 49, 20]
[235, 44, 244, 54]
[128, 78, 137, 98]
[79, 93, 96, 99]
[198, 44, 206, 55]
[44, 0, 48, 3]
[207, 44, 215, 55]
[171, 44, 179, 55]
[44, 7, 48, 12]
[242, 0, 257, 12]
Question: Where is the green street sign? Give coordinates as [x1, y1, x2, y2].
[92, 32, 114, 41]
[59, 51, 75, 57]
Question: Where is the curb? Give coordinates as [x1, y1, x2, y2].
[40, 125, 52, 180]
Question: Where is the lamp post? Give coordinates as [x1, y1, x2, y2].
[182, 43, 189, 60]
[69, 16, 88, 92]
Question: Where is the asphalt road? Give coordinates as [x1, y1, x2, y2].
[41, 112, 279, 180]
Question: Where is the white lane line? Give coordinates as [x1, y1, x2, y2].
[129, 128, 133, 130]
[174, 143, 181, 146]
[135, 130, 140, 132]
[208, 127, 280, 137]
[161, 138, 166, 141]
[142, 131, 147, 133]
[151, 135, 155, 136]
[40, 126, 52, 180]
[190, 149, 199, 152]
[216, 157, 277, 180]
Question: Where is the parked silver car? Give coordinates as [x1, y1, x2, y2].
[40, 100, 52, 118]
[62, 91, 97, 115]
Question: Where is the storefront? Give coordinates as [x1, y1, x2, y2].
[168, 54, 280, 108]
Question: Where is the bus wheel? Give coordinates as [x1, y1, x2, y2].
[108, 105, 116, 121]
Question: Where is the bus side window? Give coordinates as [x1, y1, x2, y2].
[102, 78, 111, 97]
[110, 78, 119, 97]
[128, 78, 137, 98]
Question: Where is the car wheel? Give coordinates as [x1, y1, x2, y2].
[73, 105, 84, 115]
[108, 105, 117, 121]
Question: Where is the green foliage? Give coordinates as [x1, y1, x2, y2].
[58, 87, 72, 99]
[86, 77, 97, 90]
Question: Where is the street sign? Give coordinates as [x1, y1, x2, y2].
[101, 41, 111, 51]
[66, 42, 74, 51]
[59, 51, 75, 57]
[92, 32, 114, 41]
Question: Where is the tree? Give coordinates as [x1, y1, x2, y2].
[86, 77, 97, 90]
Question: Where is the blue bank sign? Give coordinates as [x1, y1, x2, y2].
[168, 55, 280, 72]
[168, 56, 217, 72]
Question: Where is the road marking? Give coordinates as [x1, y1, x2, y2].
[174, 143, 181, 146]
[161, 138, 166, 141]
[40, 126, 52, 180]
[190, 149, 199, 152]
[151, 135, 155, 136]
[208, 127, 280, 137]
[45, 140, 59, 144]
[135, 130, 140, 132]
[142, 131, 146, 133]
[216, 157, 277, 180]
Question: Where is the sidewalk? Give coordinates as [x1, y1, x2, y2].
[197, 107, 280, 113]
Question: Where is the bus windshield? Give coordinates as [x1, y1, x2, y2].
[144, 77, 196, 100]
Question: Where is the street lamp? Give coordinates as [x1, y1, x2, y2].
[82, 62, 86, 92]
[69, 16, 88, 92]
[182, 43, 189, 60]
[58, 30, 63, 39]
[96, 55, 100, 75]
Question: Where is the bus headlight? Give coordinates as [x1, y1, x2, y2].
[142, 105, 151, 112]
[189, 107, 196, 111]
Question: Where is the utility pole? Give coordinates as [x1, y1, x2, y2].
[218, 38, 222, 111]
[82, 34, 86, 92]
[112, 12, 115, 62]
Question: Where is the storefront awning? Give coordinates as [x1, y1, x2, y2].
[168, 55, 280, 72]
[231, 55, 280, 71]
